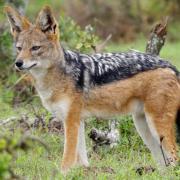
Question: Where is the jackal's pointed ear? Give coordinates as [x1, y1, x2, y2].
[4, 6, 31, 37]
[36, 6, 59, 39]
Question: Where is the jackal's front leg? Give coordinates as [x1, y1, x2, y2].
[61, 101, 81, 173]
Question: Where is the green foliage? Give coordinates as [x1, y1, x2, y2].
[0, 31, 13, 69]
[0, 131, 49, 179]
[0, 152, 12, 179]
[59, 16, 99, 53]
[143, 0, 180, 18]
[0, 133, 22, 179]
[168, 22, 180, 41]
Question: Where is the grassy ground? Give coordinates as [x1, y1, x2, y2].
[1, 40, 180, 179]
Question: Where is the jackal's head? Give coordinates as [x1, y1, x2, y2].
[4, 6, 61, 71]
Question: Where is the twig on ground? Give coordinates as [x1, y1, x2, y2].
[135, 166, 156, 175]
[48, 117, 64, 134]
[0, 117, 17, 126]
[0, 111, 63, 135]
[89, 120, 119, 150]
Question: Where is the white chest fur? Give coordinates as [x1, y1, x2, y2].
[31, 69, 71, 121]
[40, 94, 71, 122]
[35, 82, 71, 122]
[49, 98, 71, 121]
[38, 92, 71, 122]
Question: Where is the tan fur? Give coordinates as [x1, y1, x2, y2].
[5, 6, 180, 174]
[4, 6, 31, 39]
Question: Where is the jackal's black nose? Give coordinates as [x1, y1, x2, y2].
[15, 60, 23, 68]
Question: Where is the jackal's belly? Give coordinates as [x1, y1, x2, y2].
[82, 99, 144, 119]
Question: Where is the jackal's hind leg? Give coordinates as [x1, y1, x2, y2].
[133, 112, 166, 165]
[145, 109, 178, 167]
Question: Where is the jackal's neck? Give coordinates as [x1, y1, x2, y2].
[30, 46, 65, 82]
[29, 54, 76, 102]
[30, 67, 48, 84]
[30, 64, 65, 87]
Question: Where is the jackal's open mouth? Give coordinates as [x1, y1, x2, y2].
[26, 63, 37, 70]
[17, 63, 37, 71]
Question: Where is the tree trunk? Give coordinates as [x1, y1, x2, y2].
[146, 17, 168, 55]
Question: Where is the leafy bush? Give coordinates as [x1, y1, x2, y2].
[59, 16, 99, 52]
[0, 133, 48, 179]
[0, 133, 29, 179]
[0, 31, 13, 70]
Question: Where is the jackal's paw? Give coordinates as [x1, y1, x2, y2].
[77, 159, 89, 167]
[61, 164, 72, 175]
[166, 157, 178, 166]
[61, 160, 76, 175]
[77, 154, 89, 167]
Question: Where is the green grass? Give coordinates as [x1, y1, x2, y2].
[1, 40, 180, 179]
[11, 116, 180, 180]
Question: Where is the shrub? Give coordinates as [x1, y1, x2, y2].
[59, 15, 99, 52]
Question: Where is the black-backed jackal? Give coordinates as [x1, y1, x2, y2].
[5, 6, 180, 173]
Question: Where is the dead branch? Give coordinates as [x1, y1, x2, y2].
[135, 166, 155, 175]
[146, 17, 168, 55]
[91, 34, 112, 53]
[0, 111, 63, 135]
[48, 117, 64, 134]
[0, 117, 17, 126]
[89, 120, 120, 150]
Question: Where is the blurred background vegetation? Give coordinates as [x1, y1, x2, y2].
[0, 0, 180, 179]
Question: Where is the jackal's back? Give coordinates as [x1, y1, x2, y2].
[63, 49, 179, 89]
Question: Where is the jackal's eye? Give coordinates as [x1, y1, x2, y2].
[31, 46, 41, 51]
[16, 46, 22, 51]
